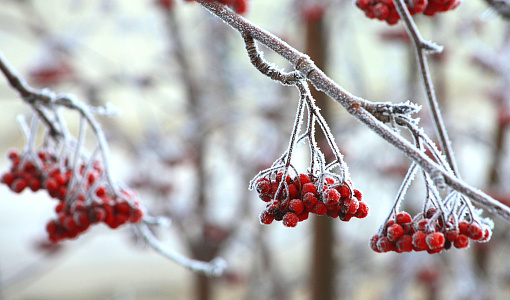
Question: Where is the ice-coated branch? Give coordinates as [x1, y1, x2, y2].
[136, 223, 227, 277]
[196, 0, 510, 223]
[393, 0, 458, 176]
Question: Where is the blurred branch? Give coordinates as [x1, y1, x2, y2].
[136, 223, 227, 277]
[484, 0, 510, 20]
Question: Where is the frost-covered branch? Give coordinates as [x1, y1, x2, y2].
[196, 0, 510, 223]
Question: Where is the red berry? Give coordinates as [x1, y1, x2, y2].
[353, 189, 362, 201]
[1, 172, 15, 186]
[322, 188, 340, 206]
[458, 221, 469, 235]
[377, 236, 395, 253]
[355, 202, 369, 218]
[369, 234, 381, 252]
[259, 210, 274, 225]
[255, 178, 271, 196]
[396, 235, 413, 252]
[288, 184, 299, 199]
[338, 183, 350, 198]
[396, 211, 412, 224]
[453, 235, 469, 249]
[426, 232, 445, 250]
[412, 231, 428, 251]
[466, 223, 483, 240]
[480, 225, 492, 242]
[302, 183, 317, 195]
[445, 229, 459, 242]
[313, 202, 327, 215]
[387, 224, 405, 242]
[303, 192, 318, 210]
[129, 207, 144, 223]
[96, 186, 107, 197]
[45, 178, 58, 192]
[289, 199, 304, 214]
[115, 200, 131, 214]
[46, 220, 58, 235]
[297, 210, 309, 222]
[90, 207, 107, 223]
[417, 219, 430, 231]
[11, 178, 28, 193]
[299, 173, 311, 185]
[341, 197, 359, 214]
[283, 212, 299, 227]
[28, 178, 42, 192]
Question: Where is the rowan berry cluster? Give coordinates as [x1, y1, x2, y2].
[255, 172, 369, 227]
[183, 0, 248, 14]
[370, 209, 492, 254]
[1, 149, 144, 243]
[355, 0, 461, 25]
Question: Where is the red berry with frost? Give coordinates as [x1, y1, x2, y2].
[445, 229, 458, 242]
[288, 184, 299, 199]
[387, 224, 405, 242]
[353, 189, 362, 201]
[338, 183, 350, 198]
[299, 173, 311, 185]
[396, 235, 413, 252]
[466, 223, 483, 240]
[297, 210, 309, 222]
[342, 197, 359, 214]
[323, 188, 340, 206]
[355, 202, 369, 218]
[259, 210, 274, 225]
[369, 234, 381, 252]
[453, 235, 469, 249]
[480, 225, 492, 242]
[377, 236, 395, 252]
[255, 178, 271, 196]
[458, 221, 469, 235]
[313, 202, 327, 215]
[303, 192, 318, 209]
[426, 232, 445, 250]
[396, 211, 412, 224]
[412, 231, 428, 251]
[283, 212, 299, 227]
[302, 183, 317, 195]
[289, 199, 304, 214]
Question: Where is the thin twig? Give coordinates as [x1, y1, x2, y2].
[393, 0, 458, 176]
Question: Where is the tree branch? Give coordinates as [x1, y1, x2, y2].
[196, 0, 510, 223]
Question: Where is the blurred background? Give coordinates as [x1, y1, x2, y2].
[1, 0, 510, 299]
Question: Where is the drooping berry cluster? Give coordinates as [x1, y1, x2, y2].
[184, 0, 248, 14]
[255, 172, 369, 227]
[355, 0, 461, 25]
[370, 209, 492, 254]
[1, 149, 144, 243]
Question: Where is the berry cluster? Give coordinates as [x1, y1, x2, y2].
[370, 209, 492, 254]
[255, 172, 369, 227]
[1, 149, 144, 243]
[184, 0, 248, 14]
[355, 0, 461, 25]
